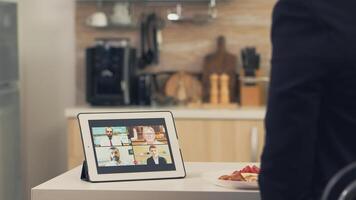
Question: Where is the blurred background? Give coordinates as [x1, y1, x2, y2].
[0, 0, 274, 199]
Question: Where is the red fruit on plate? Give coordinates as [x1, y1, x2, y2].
[242, 165, 253, 173]
[252, 165, 260, 174]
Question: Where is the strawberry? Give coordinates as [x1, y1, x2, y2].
[252, 165, 260, 174]
[241, 165, 252, 173]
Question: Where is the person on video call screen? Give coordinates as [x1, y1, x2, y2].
[142, 126, 163, 145]
[99, 127, 122, 147]
[146, 145, 167, 166]
[105, 148, 123, 166]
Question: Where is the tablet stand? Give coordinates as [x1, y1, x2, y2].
[80, 160, 90, 182]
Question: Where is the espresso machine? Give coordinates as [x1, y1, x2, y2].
[86, 39, 137, 106]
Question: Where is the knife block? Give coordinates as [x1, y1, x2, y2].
[240, 70, 263, 107]
[240, 84, 262, 106]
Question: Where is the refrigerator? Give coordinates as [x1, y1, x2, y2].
[0, 2, 21, 200]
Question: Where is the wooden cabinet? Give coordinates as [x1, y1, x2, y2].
[66, 118, 265, 169]
[176, 119, 265, 162]
[67, 118, 83, 169]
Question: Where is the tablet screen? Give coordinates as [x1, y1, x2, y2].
[88, 118, 176, 174]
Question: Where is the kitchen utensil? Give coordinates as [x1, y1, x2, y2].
[240, 84, 262, 107]
[86, 11, 108, 28]
[110, 3, 132, 26]
[202, 36, 238, 102]
[145, 14, 155, 64]
[139, 15, 147, 68]
[165, 72, 202, 104]
[241, 47, 260, 78]
[209, 73, 219, 104]
[86, 1, 107, 28]
[219, 73, 230, 104]
[139, 13, 162, 69]
[240, 47, 263, 106]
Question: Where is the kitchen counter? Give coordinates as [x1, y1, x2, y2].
[32, 162, 260, 200]
[65, 106, 266, 120]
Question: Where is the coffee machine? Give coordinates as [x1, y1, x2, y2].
[86, 39, 137, 106]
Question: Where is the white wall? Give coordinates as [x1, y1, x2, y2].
[18, 0, 75, 199]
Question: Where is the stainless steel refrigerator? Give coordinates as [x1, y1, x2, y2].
[0, 2, 21, 200]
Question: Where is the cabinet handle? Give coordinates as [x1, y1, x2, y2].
[250, 126, 259, 162]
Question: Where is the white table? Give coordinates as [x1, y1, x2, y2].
[32, 162, 260, 200]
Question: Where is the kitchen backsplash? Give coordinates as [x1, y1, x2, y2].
[75, 0, 274, 105]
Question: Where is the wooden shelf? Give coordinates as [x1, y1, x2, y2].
[86, 23, 138, 30]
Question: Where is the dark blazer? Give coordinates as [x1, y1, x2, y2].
[259, 0, 356, 200]
[146, 156, 167, 166]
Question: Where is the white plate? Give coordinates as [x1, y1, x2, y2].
[203, 170, 259, 190]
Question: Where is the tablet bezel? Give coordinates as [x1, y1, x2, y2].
[77, 111, 186, 182]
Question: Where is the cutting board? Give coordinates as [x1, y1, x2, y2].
[165, 72, 202, 104]
[202, 36, 238, 103]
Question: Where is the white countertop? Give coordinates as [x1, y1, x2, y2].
[32, 162, 260, 200]
[65, 106, 266, 120]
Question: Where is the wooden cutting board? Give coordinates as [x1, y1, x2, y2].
[202, 36, 238, 103]
[165, 72, 202, 104]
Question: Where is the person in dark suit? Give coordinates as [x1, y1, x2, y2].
[146, 145, 167, 166]
[259, 0, 356, 200]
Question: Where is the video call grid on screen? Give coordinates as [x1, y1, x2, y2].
[88, 118, 176, 174]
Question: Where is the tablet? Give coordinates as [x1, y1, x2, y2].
[77, 111, 186, 182]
